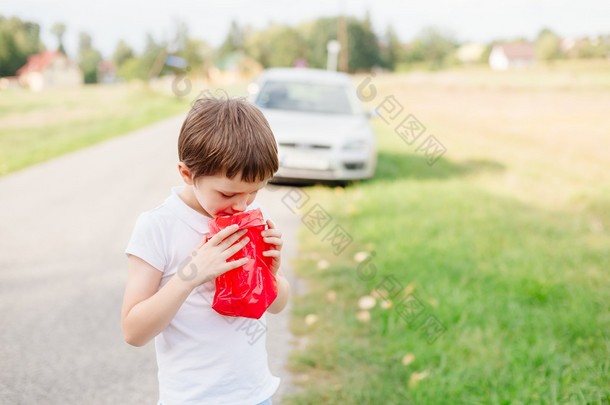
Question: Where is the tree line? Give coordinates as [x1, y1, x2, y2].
[1, 14, 609, 83]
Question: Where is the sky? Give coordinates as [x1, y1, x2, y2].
[3, 0, 609, 58]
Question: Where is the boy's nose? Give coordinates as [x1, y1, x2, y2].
[232, 197, 249, 212]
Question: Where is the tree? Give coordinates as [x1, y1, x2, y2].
[50, 22, 66, 55]
[115, 33, 165, 81]
[404, 27, 458, 69]
[567, 36, 610, 59]
[169, 20, 213, 75]
[78, 32, 102, 83]
[218, 20, 247, 59]
[178, 38, 213, 74]
[112, 40, 134, 68]
[299, 17, 336, 69]
[117, 58, 145, 81]
[346, 16, 381, 72]
[593, 34, 610, 59]
[536, 28, 561, 61]
[0, 15, 44, 76]
[297, 16, 381, 72]
[380, 25, 404, 71]
[141, 33, 167, 78]
[245, 24, 307, 68]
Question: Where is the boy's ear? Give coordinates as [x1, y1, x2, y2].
[177, 162, 194, 185]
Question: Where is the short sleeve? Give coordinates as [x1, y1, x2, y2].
[125, 212, 167, 272]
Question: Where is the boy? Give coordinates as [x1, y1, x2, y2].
[122, 96, 290, 405]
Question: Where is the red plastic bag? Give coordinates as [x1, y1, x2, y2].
[206, 209, 278, 319]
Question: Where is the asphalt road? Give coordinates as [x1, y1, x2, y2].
[0, 115, 300, 404]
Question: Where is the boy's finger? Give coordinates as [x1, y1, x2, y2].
[217, 229, 247, 249]
[218, 257, 250, 276]
[262, 229, 282, 238]
[262, 250, 280, 257]
[263, 237, 283, 247]
[222, 236, 250, 259]
[209, 224, 240, 245]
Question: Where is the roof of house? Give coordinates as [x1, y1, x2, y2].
[97, 60, 115, 73]
[17, 51, 63, 75]
[495, 43, 536, 60]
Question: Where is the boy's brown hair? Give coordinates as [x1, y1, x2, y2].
[178, 96, 279, 182]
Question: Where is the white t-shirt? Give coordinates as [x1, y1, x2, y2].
[125, 186, 280, 405]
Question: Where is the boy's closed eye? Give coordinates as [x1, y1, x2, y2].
[220, 190, 260, 199]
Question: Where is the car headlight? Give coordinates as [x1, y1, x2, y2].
[342, 139, 369, 151]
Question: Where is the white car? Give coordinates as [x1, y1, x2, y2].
[249, 68, 377, 184]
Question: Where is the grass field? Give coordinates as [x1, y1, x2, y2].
[3, 63, 608, 404]
[285, 63, 610, 404]
[0, 82, 190, 176]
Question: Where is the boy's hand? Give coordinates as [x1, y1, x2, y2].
[261, 219, 283, 277]
[178, 224, 250, 289]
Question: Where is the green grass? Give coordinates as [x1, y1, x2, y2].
[0, 83, 190, 175]
[284, 70, 610, 404]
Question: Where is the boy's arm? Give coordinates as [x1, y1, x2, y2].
[122, 224, 251, 347]
[121, 255, 194, 347]
[267, 273, 290, 314]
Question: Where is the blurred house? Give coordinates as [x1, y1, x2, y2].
[97, 60, 117, 84]
[456, 43, 486, 64]
[560, 36, 609, 59]
[0, 76, 20, 90]
[17, 51, 83, 91]
[489, 43, 536, 70]
[561, 37, 587, 55]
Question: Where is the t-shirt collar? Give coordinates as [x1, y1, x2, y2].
[166, 186, 211, 234]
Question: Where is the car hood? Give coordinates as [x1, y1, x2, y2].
[260, 109, 370, 147]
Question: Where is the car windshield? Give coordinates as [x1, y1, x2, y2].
[255, 80, 355, 114]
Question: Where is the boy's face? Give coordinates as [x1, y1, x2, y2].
[179, 164, 268, 218]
